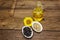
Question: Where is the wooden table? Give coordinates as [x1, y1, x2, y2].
[0, 0, 60, 40]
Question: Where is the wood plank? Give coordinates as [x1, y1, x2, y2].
[0, 10, 11, 19]
[0, 30, 60, 40]
[16, 0, 60, 1]
[0, 0, 59, 1]
[0, 1, 60, 11]
[0, 0, 14, 9]
[15, 1, 60, 10]
[0, 17, 23, 29]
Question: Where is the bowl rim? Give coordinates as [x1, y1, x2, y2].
[32, 21, 43, 32]
[22, 26, 33, 38]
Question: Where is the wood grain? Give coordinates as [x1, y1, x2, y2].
[16, 1, 60, 10]
[0, 0, 60, 40]
[0, 1, 60, 10]
[0, 0, 60, 30]
[0, 29, 60, 40]
[0, 0, 13, 9]
[0, 10, 10, 19]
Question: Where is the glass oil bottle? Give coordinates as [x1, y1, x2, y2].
[33, 1, 44, 22]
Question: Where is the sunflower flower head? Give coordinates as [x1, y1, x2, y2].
[24, 17, 33, 27]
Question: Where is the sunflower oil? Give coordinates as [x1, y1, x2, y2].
[33, 1, 43, 22]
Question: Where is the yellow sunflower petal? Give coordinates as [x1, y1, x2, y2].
[24, 17, 33, 26]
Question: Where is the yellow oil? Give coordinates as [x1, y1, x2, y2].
[33, 1, 43, 22]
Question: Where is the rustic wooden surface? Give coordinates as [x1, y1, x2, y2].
[0, 0, 60, 40]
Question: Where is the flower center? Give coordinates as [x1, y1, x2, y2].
[26, 20, 31, 24]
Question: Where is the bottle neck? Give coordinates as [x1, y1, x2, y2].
[36, 1, 42, 8]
